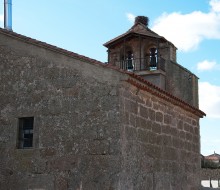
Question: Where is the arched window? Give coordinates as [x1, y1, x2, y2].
[120, 47, 134, 70]
[149, 47, 157, 70]
[126, 50, 134, 70]
[145, 47, 158, 70]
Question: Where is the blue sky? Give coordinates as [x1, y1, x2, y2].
[0, 0, 220, 156]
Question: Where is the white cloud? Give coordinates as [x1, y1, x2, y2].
[199, 82, 220, 118]
[210, 0, 220, 12]
[197, 60, 217, 71]
[152, 0, 220, 52]
[126, 13, 135, 24]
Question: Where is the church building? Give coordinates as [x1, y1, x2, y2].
[0, 16, 205, 190]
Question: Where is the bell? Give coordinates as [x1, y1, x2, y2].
[126, 51, 134, 70]
[127, 59, 133, 70]
[150, 48, 157, 68]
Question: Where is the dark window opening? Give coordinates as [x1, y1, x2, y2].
[126, 51, 134, 70]
[149, 48, 157, 70]
[120, 48, 134, 70]
[18, 117, 34, 149]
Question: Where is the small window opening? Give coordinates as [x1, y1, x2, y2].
[126, 51, 134, 70]
[120, 47, 134, 71]
[149, 48, 157, 70]
[18, 117, 34, 149]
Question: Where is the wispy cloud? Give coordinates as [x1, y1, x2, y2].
[152, 0, 220, 52]
[197, 60, 217, 71]
[199, 82, 220, 118]
[126, 13, 135, 24]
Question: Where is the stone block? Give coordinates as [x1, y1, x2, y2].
[170, 127, 178, 137]
[177, 119, 183, 130]
[152, 123, 161, 134]
[139, 104, 149, 118]
[162, 135, 172, 147]
[136, 116, 148, 130]
[179, 130, 186, 140]
[148, 109, 156, 121]
[163, 147, 178, 161]
[148, 131, 158, 145]
[164, 114, 171, 125]
[89, 139, 110, 155]
[129, 113, 137, 127]
[55, 176, 68, 190]
[162, 124, 171, 134]
[186, 132, 193, 142]
[126, 126, 137, 141]
[145, 97, 152, 108]
[155, 111, 163, 123]
[137, 129, 148, 143]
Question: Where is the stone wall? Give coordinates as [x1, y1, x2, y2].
[0, 32, 126, 189]
[119, 81, 201, 190]
[0, 29, 203, 190]
[201, 169, 220, 180]
[165, 60, 199, 108]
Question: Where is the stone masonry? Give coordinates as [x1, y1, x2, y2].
[201, 169, 220, 180]
[0, 26, 205, 190]
[119, 80, 201, 190]
[0, 30, 125, 189]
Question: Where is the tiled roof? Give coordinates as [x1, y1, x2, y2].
[126, 75, 205, 118]
[0, 28, 205, 118]
[103, 22, 174, 48]
[205, 156, 219, 161]
[205, 153, 220, 160]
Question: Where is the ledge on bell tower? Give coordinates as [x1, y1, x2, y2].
[135, 69, 166, 90]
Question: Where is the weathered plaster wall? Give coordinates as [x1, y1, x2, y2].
[119, 81, 201, 190]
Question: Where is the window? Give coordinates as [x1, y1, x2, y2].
[120, 47, 134, 70]
[18, 117, 34, 149]
[149, 47, 157, 70]
[126, 51, 134, 70]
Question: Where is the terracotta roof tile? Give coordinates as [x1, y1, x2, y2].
[205, 153, 220, 160]
[205, 156, 219, 161]
[126, 76, 205, 118]
[103, 23, 174, 48]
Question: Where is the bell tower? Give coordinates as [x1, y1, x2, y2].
[104, 16, 199, 107]
[104, 16, 177, 90]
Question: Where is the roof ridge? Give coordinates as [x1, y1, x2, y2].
[0, 27, 104, 66]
